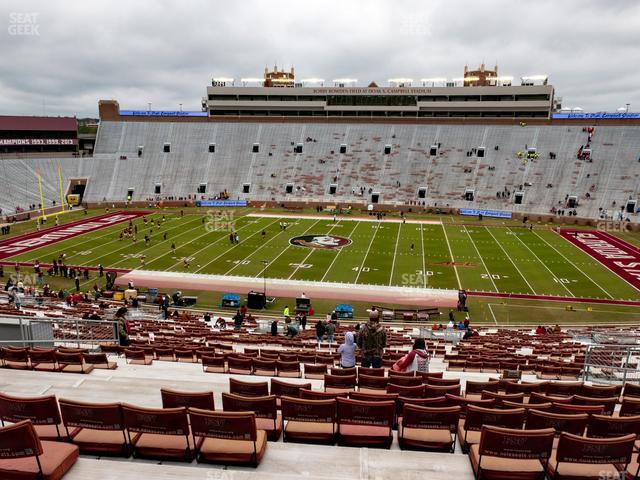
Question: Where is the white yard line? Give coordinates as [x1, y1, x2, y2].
[485, 226, 537, 295]
[287, 220, 340, 280]
[388, 223, 403, 286]
[463, 226, 499, 292]
[76, 216, 202, 267]
[540, 230, 616, 299]
[223, 218, 308, 275]
[420, 225, 427, 288]
[194, 217, 282, 274]
[487, 303, 499, 325]
[320, 221, 361, 282]
[254, 219, 322, 278]
[507, 228, 575, 297]
[441, 224, 462, 289]
[355, 222, 381, 284]
[21, 213, 165, 263]
[88, 216, 212, 268]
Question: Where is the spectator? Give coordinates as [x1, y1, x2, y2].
[271, 319, 278, 336]
[357, 315, 387, 369]
[203, 312, 211, 323]
[325, 320, 336, 344]
[553, 324, 561, 334]
[315, 319, 326, 345]
[233, 310, 243, 330]
[463, 328, 474, 340]
[338, 331, 356, 368]
[392, 338, 430, 373]
[300, 314, 307, 330]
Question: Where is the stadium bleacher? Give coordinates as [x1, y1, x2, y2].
[0, 122, 639, 221]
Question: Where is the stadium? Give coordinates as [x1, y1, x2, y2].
[1, 2, 640, 479]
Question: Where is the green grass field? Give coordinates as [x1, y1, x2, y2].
[6, 209, 639, 302]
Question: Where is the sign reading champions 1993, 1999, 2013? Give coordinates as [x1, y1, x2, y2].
[459, 208, 513, 219]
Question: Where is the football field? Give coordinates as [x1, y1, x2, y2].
[4, 210, 639, 302]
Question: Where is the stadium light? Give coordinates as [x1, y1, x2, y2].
[301, 78, 325, 84]
[240, 78, 262, 83]
[388, 78, 414, 84]
[213, 77, 234, 82]
[462, 76, 480, 82]
[521, 75, 548, 81]
[420, 77, 447, 85]
[332, 78, 358, 85]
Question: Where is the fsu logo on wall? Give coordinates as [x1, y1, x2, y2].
[289, 235, 352, 250]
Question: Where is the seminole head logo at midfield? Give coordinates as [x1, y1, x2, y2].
[289, 235, 352, 250]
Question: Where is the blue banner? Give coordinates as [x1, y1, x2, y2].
[553, 112, 640, 119]
[196, 200, 248, 207]
[459, 208, 512, 219]
[120, 110, 208, 117]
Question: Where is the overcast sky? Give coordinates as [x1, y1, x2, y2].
[1, 0, 639, 117]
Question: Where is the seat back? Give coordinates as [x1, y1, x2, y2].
[336, 397, 395, 429]
[386, 383, 424, 398]
[276, 360, 300, 375]
[82, 353, 111, 366]
[229, 378, 269, 397]
[0, 392, 61, 427]
[122, 404, 189, 436]
[478, 425, 554, 462]
[160, 388, 215, 410]
[529, 391, 573, 404]
[445, 394, 496, 417]
[425, 384, 461, 398]
[189, 408, 257, 442]
[555, 432, 635, 466]
[545, 381, 582, 396]
[572, 395, 617, 416]
[385, 375, 422, 387]
[587, 414, 640, 438]
[299, 389, 348, 400]
[330, 367, 357, 377]
[580, 384, 619, 398]
[465, 380, 499, 396]
[464, 406, 525, 432]
[270, 379, 311, 398]
[426, 377, 461, 386]
[281, 397, 336, 424]
[620, 397, 640, 417]
[59, 399, 124, 431]
[525, 409, 588, 435]
[402, 404, 460, 433]
[399, 396, 449, 410]
[0, 420, 43, 460]
[324, 374, 357, 391]
[357, 374, 389, 391]
[252, 358, 277, 372]
[552, 402, 604, 416]
[221, 393, 277, 420]
[480, 391, 525, 406]
[303, 363, 328, 377]
[505, 381, 545, 395]
[227, 355, 253, 372]
[623, 382, 640, 399]
[357, 367, 385, 377]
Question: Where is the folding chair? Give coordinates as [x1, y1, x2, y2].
[59, 399, 129, 457]
[229, 378, 269, 397]
[190, 409, 266, 467]
[399, 405, 461, 453]
[160, 388, 215, 410]
[0, 392, 66, 441]
[281, 396, 337, 444]
[221, 393, 282, 441]
[336, 397, 394, 448]
[0, 420, 79, 480]
[547, 432, 635, 480]
[469, 425, 554, 480]
[122, 404, 194, 462]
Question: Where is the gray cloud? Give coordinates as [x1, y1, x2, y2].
[1, 0, 639, 117]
